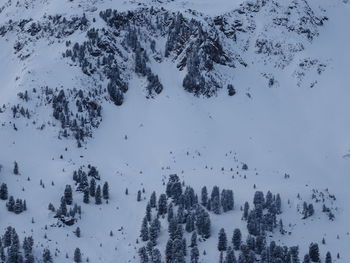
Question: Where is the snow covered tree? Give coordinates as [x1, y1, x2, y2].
[201, 186, 208, 206]
[102, 182, 109, 200]
[43, 248, 53, 263]
[64, 185, 73, 205]
[303, 254, 311, 263]
[158, 194, 167, 215]
[225, 246, 236, 263]
[243, 202, 249, 220]
[0, 183, 8, 200]
[140, 217, 149, 242]
[325, 252, 332, 263]
[138, 246, 148, 263]
[150, 191, 157, 208]
[89, 178, 96, 197]
[309, 243, 320, 262]
[83, 188, 89, 204]
[151, 248, 162, 263]
[95, 185, 102, 205]
[74, 248, 82, 263]
[190, 246, 199, 263]
[218, 228, 227, 251]
[13, 161, 19, 175]
[137, 190, 142, 202]
[232, 228, 242, 250]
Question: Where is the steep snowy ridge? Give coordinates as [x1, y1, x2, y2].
[0, 0, 350, 263]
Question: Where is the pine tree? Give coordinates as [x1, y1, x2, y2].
[303, 254, 311, 263]
[232, 228, 242, 250]
[137, 190, 142, 202]
[201, 186, 208, 206]
[43, 249, 53, 263]
[140, 217, 149, 241]
[102, 182, 109, 200]
[225, 246, 236, 263]
[190, 231, 197, 247]
[218, 228, 227, 251]
[0, 183, 8, 200]
[7, 196, 15, 212]
[190, 246, 199, 263]
[89, 178, 96, 197]
[138, 246, 148, 263]
[75, 227, 81, 238]
[151, 248, 162, 263]
[149, 220, 159, 246]
[64, 185, 73, 205]
[167, 203, 174, 222]
[13, 161, 19, 175]
[325, 252, 332, 263]
[253, 191, 265, 208]
[309, 243, 320, 262]
[150, 191, 157, 208]
[95, 185, 102, 204]
[165, 239, 173, 263]
[172, 238, 185, 263]
[158, 194, 167, 215]
[243, 202, 249, 220]
[83, 188, 89, 204]
[74, 248, 82, 263]
[146, 203, 152, 222]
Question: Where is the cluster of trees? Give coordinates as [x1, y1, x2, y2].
[0, 226, 36, 263]
[242, 191, 282, 236]
[51, 88, 102, 146]
[201, 185, 234, 214]
[6, 196, 27, 214]
[302, 202, 315, 219]
[72, 166, 109, 205]
[139, 175, 215, 263]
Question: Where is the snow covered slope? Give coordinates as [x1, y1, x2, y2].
[0, 0, 350, 262]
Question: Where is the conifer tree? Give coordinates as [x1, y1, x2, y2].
[309, 243, 320, 262]
[83, 188, 89, 204]
[158, 194, 167, 215]
[190, 246, 199, 263]
[95, 185, 102, 205]
[74, 248, 82, 263]
[89, 178, 96, 197]
[232, 228, 242, 250]
[150, 191, 157, 208]
[64, 185, 73, 205]
[137, 190, 142, 202]
[0, 183, 8, 200]
[13, 161, 19, 175]
[140, 217, 149, 242]
[325, 252, 332, 263]
[218, 228, 227, 251]
[43, 248, 53, 263]
[102, 182, 109, 200]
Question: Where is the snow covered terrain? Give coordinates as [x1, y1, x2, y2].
[0, 0, 350, 262]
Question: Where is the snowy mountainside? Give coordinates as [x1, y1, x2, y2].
[0, 0, 350, 263]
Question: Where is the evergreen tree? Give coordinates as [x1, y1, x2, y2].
[150, 191, 157, 208]
[75, 227, 81, 238]
[243, 202, 249, 220]
[226, 246, 236, 263]
[95, 185, 102, 205]
[146, 203, 152, 222]
[325, 252, 332, 263]
[190, 231, 197, 247]
[64, 185, 73, 205]
[89, 178, 96, 197]
[167, 203, 174, 222]
[7, 196, 15, 212]
[303, 254, 311, 263]
[232, 228, 242, 250]
[172, 238, 185, 263]
[190, 246, 199, 263]
[83, 188, 89, 204]
[138, 246, 148, 263]
[276, 193, 282, 214]
[309, 243, 320, 262]
[151, 248, 162, 263]
[43, 248, 53, 263]
[0, 183, 8, 200]
[218, 228, 227, 251]
[165, 239, 173, 263]
[201, 186, 208, 206]
[140, 216, 149, 242]
[149, 220, 159, 246]
[102, 182, 109, 200]
[74, 248, 82, 263]
[137, 190, 142, 202]
[158, 194, 167, 215]
[253, 191, 265, 208]
[14, 161, 19, 175]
